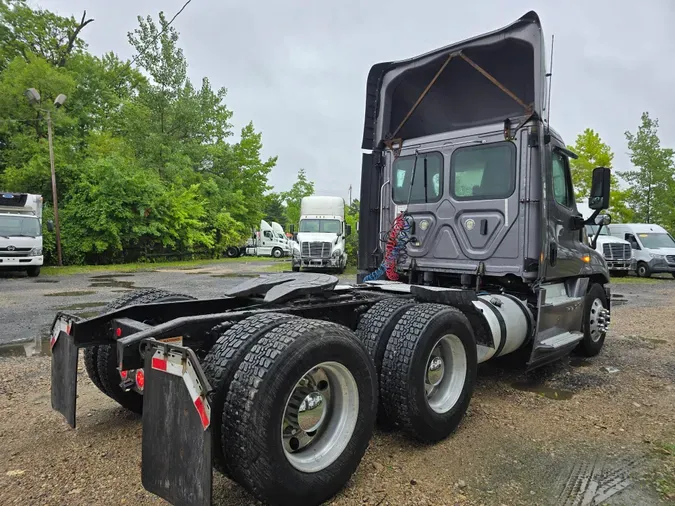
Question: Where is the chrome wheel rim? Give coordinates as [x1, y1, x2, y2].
[589, 298, 606, 341]
[281, 361, 359, 473]
[424, 334, 467, 414]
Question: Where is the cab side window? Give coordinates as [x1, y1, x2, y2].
[551, 151, 573, 208]
[625, 233, 640, 250]
[263, 231, 273, 239]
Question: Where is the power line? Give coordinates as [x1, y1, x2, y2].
[129, 0, 193, 66]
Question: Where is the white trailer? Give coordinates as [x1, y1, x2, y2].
[292, 196, 350, 273]
[0, 192, 48, 277]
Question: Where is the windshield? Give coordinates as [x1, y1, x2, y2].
[299, 219, 341, 234]
[637, 233, 675, 249]
[0, 215, 41, 237]
[585, 225, 609, 236]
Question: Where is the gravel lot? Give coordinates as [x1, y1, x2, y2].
[0, 266, 674, 505]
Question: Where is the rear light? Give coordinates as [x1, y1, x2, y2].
[115, 327, 122, 337]
[135, 369, 145, 391]
[119, 369, 128, 380]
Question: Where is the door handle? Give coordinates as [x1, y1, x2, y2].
[480, 219, 488, 235]
[549, 243, 557, 266]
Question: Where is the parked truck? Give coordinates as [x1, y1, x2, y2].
[292, 196, 349, 273]
[0, 192, 49, 277]
[48, 11, 613, 506]
[608, 223, 675, 278]
[577, 199, 634, 277]
[245, 219, 291, 258]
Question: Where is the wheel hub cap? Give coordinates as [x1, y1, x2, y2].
[281, 362, 359, 473]
[427, 356, 445, 386]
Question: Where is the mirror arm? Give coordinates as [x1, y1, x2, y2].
[582, 209, 601, 226]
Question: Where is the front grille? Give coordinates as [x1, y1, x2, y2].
[667, 255, 675, 265]
[301, 242, 332, 258]
[0, 247, 31, 257]
[602, 243, 631, 260]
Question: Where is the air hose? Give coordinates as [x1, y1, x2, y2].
[363, 212, 411, 282]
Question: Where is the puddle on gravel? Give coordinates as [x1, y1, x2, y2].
[111, 289, 134, 293]
[90, 274, 135, 279]
[0, 337, 51, 358]
[211, 273, 257, 278]
[33, 278, 59, 283]
[89, 280, 135, 288]
[570, 357, 593, 368]
[44, 290, 96, 297]
[511, 381, 574, 400]
[57, 301, 107, 310]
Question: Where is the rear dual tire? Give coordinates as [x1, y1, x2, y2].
[83, 289, 196, 414]
[356, 300, 477, 442]
[204, 316, 377, 506]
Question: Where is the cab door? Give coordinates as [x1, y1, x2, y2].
[259, 230, 273, 255]
[542, 146, 584, 280]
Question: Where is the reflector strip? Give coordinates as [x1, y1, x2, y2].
[150, 348, 211, 430]
[151, 357, 167, 371]
[49, 320, 71, 349]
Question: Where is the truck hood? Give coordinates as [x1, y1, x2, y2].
[595, 236, 629, 246]
[0, 236, 41, 248]
[297, 232, 340, 245]
[645, 247, 675, 255]
[362, 11, 545, 149]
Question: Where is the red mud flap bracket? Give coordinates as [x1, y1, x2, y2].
[140, 339, 213, 506]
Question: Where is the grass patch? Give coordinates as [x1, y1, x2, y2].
[41, 256, 283, 276]
[650, 440, 675, 501]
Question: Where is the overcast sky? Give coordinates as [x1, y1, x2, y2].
[36, 0, 675, 201]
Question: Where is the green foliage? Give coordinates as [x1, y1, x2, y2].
[567, 128, 633, 222]
[345, 199, 359, 266]
[262, 192, 286, 226]
[623, 112, 675, 226]
[282, 169, 315, 227]
[0, 3, 289, 265]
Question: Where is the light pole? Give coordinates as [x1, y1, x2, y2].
[25, 88, 66, 267]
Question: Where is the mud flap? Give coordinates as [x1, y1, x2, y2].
[50, 331, 79, 429]
[141, 342, 213, 506]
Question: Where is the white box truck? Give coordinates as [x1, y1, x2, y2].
[292, 196, 350, 273]
[577, 199, 634, 276]
[608, 223, 675, 278]
[245, 219, 291, 258]
[0, 192, 48, 277]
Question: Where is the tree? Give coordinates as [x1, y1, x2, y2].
[262, 192, 286, 226]
[281, 169, 315, 227]
[567, 128, 633, 223]
[345, 199, 359, 266]
[623, 112, 675, 224]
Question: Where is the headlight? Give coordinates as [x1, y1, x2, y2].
[650, 253, 665, 259]
[29, 247, 42, 256]
[332, 249, 342, 258]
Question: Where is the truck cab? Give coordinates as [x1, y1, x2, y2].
[609, 223, 675, 278]
[292, 196, 349, 273]
[245, 219, 291, 258]
[0, 192, 46, 277]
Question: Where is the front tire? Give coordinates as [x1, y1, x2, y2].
[380, 303, 477, 443]
[223, 319, 377, 505]
[575, 283, 609, 357]
[26, 266, 40, 277]
[636, 262, 651, 278]
[226, 246, 240, 258]
[272, 247, 283, 259]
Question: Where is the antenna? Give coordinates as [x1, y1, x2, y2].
[545, 34, 555, 130]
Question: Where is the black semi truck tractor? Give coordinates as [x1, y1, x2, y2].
[49, 11, 613, 506]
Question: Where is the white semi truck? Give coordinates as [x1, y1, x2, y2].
[292, 196, 350, 273]
[0, 192, 48, 277]
[245, 219, 291, 258]
[577, 199, 634, 276]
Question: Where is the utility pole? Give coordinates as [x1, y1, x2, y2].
[46, 111, 63, 266]
[25, 88, 66, 266]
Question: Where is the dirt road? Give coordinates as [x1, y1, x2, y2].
[0, 273, 673, 505]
